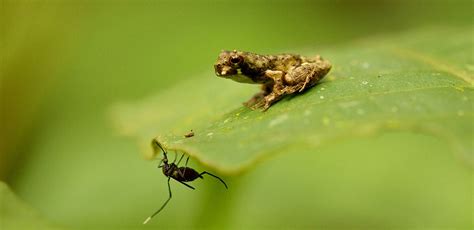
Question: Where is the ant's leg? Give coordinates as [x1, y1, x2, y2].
[200, 172, 228, 189]
[177, 156, 190, 178]
[143, 177, 172, 224]
[176, 153, 185, 166]
[174, 178, 195, 190]
[183, 156, 190, 176]
[185, 156, 190, 167]
[172, 151, 178, 163]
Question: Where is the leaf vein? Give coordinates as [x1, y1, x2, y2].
[389, 47, 474, 85]
[303, 85, 470, 108]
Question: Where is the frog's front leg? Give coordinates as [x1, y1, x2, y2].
[283, 61, 330, 93]
[243, 78, 274, 107]
[244, 90, 265, 108]
[251, 70, 287, 110]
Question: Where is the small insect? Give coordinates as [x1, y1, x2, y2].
[184, 130, 194, 138]
[214, 50, 332, 110]
[143, 140, 228, 224]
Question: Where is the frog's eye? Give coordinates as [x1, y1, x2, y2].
[230, 56, 243, 65]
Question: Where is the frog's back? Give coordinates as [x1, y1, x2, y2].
[272, 54, 304, 71]
[301, 54, 323, 63]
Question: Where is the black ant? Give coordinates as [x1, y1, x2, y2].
[143, 140, 228, 224]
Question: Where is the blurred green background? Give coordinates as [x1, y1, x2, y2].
[1, 0, 472, 229]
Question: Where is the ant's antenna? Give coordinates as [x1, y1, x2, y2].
[152, 139, 167, 159]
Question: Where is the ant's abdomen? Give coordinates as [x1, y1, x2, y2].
[173, 167, 202, 182]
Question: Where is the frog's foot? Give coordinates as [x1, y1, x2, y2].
[252, 92, 285, 111]
[248, 94, 270, 110]
[250, 99, 266, 110]
[298, 74, 313, 92]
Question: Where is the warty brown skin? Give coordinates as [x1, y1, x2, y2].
[214, 50, 332, 110]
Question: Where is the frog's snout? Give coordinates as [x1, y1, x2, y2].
[214, 64, 223, 76]
[214, 64, 236, 76]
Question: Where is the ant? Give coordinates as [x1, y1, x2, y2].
[143, 140, 228, 224]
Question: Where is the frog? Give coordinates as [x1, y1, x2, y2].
[214, 50, 332, 111]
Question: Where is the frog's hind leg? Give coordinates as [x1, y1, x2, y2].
[284, 61, 331, 93]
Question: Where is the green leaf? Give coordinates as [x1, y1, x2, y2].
[0, 181, 64, 230]
[112, 27, 473, 174]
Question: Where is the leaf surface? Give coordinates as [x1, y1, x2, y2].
[112, 27, 473, 174]
[0, 182, 64, 230]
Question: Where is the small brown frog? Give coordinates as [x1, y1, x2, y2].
[214, 50, 331, 111]
[184, 130, 194, 138]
